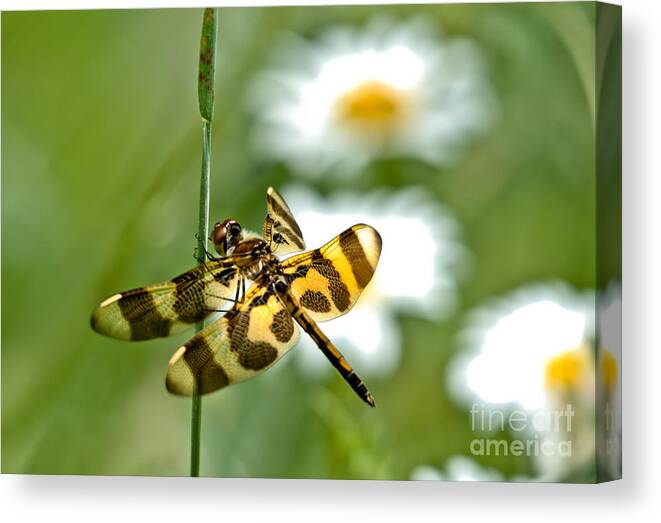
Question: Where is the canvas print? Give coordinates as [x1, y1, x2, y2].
[1, 2, 621, 482]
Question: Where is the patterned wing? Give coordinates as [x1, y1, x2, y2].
[262, 186, 305, 255]
[280, 224, 382, 322]
[166, 280, 300, 396]
[91, 259, 239, 341]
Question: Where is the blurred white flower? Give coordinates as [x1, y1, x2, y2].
[597, 282, 621, 400]
[447, 282, 597, 481]
[248, 16, 496, 176]
[412, 455, 502, 482]
[596, 282, 621, 480]
[448, 282, 595, 411]
[282, 185, 468, 378]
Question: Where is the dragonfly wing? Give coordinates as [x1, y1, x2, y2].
[280, 224, 382, 322]
[91, 260, 239, 341]
[262, 187, 305, 255]
[166, 282, 300, 396]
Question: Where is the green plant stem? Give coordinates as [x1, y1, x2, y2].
[191, 120, 212, 478]
[190, 387, 203, 477]
[196, 121, 212, 267]
[191, 7, 218, 478]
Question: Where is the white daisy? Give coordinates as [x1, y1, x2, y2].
[411, 455, 503, 482]
[446, 282, 597, 480]
[447, 282, 595, 411]
[281, 185, 468, 378]
[248, 16, 496, 176]
[596, 282, 621, 480]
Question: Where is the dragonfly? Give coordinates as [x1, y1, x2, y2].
[91, 187, 382, 407]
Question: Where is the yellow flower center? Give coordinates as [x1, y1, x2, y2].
[335, 81, 407, 134]
[545, 348, 586, 391]
[601, 350, 618, 393]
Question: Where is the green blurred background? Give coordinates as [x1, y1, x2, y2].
[2, 3, 598, 479]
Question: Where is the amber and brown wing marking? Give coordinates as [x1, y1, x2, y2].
[280, 224, 382, 322]
[90, 260, 238, 341]
[277, 287, 376, 407]
[166, 282, 300, 396]
[262, 187, 306, 255]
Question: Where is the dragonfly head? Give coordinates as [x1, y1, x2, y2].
[211, 219, 243, 255]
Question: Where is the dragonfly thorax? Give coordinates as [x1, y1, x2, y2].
[230, 236, 278, 281]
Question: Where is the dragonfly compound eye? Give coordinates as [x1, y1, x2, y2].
[211, 221, 228, 255]
[212, 219, 242, 255]
[228, 221, 242, 238]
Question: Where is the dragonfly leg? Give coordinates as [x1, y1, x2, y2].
[240, 278, 246, 303]
[206, 293, 242, 304]
[234, 279, 241, 304]
[194, 233, 220, 261]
